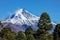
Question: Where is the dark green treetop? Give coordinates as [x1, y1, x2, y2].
[38, 12, 52, 31]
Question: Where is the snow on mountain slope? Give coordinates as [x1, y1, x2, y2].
[5, 9, 39, 25]
[2, 9, 39, 32]
[2, 9, 56, 33]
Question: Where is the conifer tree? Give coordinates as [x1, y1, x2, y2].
[37, 12, 53, 40]
[17, 31, 26, 40]
[1, 27, 17, 40]
[53, 24, 60, 40]
[27, 34, 35, 40]
[25, 27, 35, 40]
[38, 12, 52, 31]
[25, 27, 34, 35]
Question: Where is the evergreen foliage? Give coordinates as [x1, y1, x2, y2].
[37, 12, 53, 40]
[53, 24, 60, 40]
[17, 31, 26, 40]
[0, 12, 59, 40]
[27, 34, 35, 40]
[38, 12, 52, 31]
[25, 27, 34, 35]
[0, 27, 17, 40]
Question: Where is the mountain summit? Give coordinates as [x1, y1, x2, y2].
[2, 9, 56, 33]
[5, 9, 39, 25]
[2, 9, 39, 32]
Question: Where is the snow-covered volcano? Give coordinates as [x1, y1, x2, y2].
[5, 9, 39, 25]
[2, 9, 56, 33]
[2, 9, 39, 32]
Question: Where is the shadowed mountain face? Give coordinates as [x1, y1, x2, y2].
[1, 9, 56, 33]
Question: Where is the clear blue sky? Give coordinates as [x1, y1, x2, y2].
[0, 0, 60, 23]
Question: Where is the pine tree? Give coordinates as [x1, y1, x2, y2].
[25, 27, 34, 35]
[25, 27, 35, 40]
[39, 31, 53, 40]
[1, 27, 17, 40]
[17, 31, 26, 40]
[36, 29, 53, 40]
[27, 34, 35, 40]
[38, 12, 52, 31]
[53, 24, 60, 40]
[37, 12, 53, 40]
